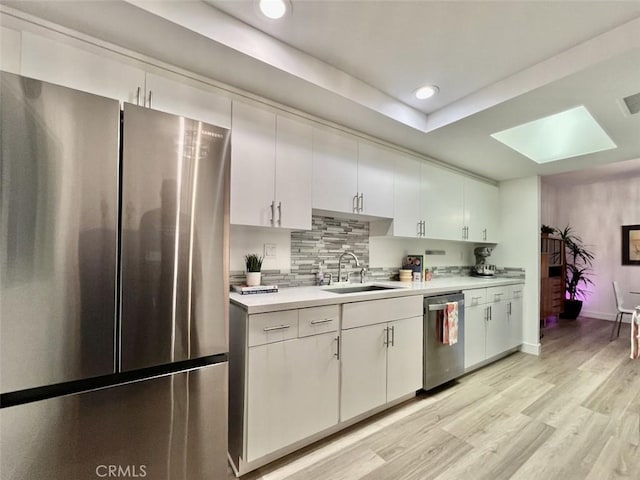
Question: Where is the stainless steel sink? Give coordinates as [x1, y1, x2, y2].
[325, 285, 399, 294]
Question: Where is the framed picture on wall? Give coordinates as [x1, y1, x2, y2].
[621, 224, 640, 265]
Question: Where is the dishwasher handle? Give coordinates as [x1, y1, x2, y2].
[427, 300, 465, 311]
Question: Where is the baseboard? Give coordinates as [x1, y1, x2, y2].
[581, 310, 630, 323]
[520, 342, 541, 356]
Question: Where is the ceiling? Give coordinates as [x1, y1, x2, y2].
[3, 0, 640, 182]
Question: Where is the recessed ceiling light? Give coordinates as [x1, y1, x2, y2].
[490, 106, 617, 164]
[415, 85, 439, 100]
[259, 0, 288, 19]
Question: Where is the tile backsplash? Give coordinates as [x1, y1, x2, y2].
[229, 215, 525, 287]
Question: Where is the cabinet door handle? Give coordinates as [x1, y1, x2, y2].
[390, 325, 395, 347]
[263, 324, 291, 332]
[462, 226, 466, 240]
[353, 194, 359, 213]
[277, 201, 282, 227]
[311, 318, 333, 325]
[334, 335, 340, 360]
[147, 90, 153, 108]
[383, 327, 389, 346]
[358, 193, 364, 213]
[489, 305, 492, 321]
[270, 201, 275, 227]
[417, 221, 422, 237]
[508, 301, 512, 315]
[136, 86, 141, 106]
[483, 228, 487, 241]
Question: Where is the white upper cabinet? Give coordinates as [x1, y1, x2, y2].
[393, 152, 422, 237]
[144, 72, 231, 128]
[20, 31, 145, 104]
[464, 177, 500, 242]
[231, 101, 312, 229]
[312, 129, 394, 218]
[274, 115, 313, 229]
[231, 101, 276, 227]
[357, 141, 394, 218]
[421, 163, 464, 240]
[312, 127, 358, 214]
[19, 32, 232, 128]
[1, 26, 21, 74]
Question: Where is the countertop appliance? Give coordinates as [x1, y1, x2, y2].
[424, 293, 465, 390]
[472, 246, 496, 277]
[1, 72, 229, 479]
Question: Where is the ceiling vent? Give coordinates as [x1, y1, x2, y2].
[622, 92, 640, 115]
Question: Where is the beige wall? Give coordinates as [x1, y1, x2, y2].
[541, 175, 640, 319]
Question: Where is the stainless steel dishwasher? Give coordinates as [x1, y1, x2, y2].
[424, 293, 465, 390]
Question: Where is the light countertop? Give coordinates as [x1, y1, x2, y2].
[230, 276, 524, 314]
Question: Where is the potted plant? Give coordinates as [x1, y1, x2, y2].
[244, 253, 263, 286]
[541, 224, 555, 236]
[557, 225, 595, 319]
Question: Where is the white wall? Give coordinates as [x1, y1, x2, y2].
[542, 176, 640, 319]
[369, 237, 475, 269]
[229, 226, 291, 272]
[492, 176, 541, 355]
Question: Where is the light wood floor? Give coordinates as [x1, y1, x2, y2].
[231, 317, 639, 480]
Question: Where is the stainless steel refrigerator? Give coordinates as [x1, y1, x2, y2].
[0, 71, 230, 479]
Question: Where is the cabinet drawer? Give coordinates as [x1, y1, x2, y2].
[248, 310, 298, 347]
[509, 284, 524, 299]
[298, 305, 339, 337]
[486, 286, 509, 303]
[342, 295, 423, 330]
[464, 289, 486, 307]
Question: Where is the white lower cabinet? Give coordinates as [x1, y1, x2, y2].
[507, 284, 524, 350]
[463, 284, 523, 370]
[464, 301, 487, 369]
[340, 295, 423, 421]
[246, 332, 339, 462]
[340, 324, 388, 421]
[230, 295, 424, 474]
[386, 316, 424, 402]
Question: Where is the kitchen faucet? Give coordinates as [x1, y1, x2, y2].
[337, 252, 360, 283]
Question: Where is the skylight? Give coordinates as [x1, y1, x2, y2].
[490, 106, 616, 164]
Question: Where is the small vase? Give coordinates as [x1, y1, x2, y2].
[246, 272, 261, 287]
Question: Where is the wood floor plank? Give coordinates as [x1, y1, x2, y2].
[510, 406, 611, 479]
[582, 358, 640, 416]
[360, 428, 473, 480]
[585, 435, 640, 479]
[439, 380, 553, 443]
[434, 417, 554, 480]
[360, 381, 496, 454]
[521, 370, 610, 428]
[279, 444, 385, 480]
